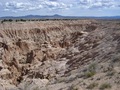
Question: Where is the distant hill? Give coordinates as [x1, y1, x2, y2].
[0, 14, 120, 19]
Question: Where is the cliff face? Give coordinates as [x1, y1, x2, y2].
[0, 20, 120, 90]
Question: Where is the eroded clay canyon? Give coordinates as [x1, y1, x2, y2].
[0, 19, 120, 90]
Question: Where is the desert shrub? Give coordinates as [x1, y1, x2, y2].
[2, 19, 7, 22]
[15, 20, 20, 22]
[20, 19, 26, 22]
[99, 83, 111, 90]
[1, 19, 14, 23]
[8, 19, 13, 22]
[87, 82, 98, 89]
[84, 63, 96, 78]
[84, 71, 96, 78]
[1, 21, 3, 23]
[31, 19, 36, 21]
[88, 63, 96, 71]
[1, 19, 8, 23]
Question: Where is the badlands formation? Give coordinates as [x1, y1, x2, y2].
[0, 19, 120, 90]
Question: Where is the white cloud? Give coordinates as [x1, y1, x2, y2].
[5, 1, 43, 11]
[77, 0, 120, 9]
[42, 1, 72, 10]
[4, 0, 72, 12]
[2, 0, 120, 12]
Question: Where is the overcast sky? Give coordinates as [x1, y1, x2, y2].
[0, 0, 120, 17]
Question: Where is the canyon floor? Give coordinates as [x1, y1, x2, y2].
[0, 19, 120, 90]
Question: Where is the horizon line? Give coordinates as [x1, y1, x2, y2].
[1, 14, 120, 18]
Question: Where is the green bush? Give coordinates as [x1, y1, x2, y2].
[89, 63, 96, 71]
[84, 63, 96, 78]
[20, 19, 26, 22]
[1, 19, 13, 23]
[8, 19, 13, 22]
[85, 71, 96, 78]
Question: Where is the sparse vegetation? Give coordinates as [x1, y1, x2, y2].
[89, 63, 96, 71]
[8, 19, 13, 22]
[84, 63, 96, 78]
[87, 82, 98, 89]
[99, 83, 111, 90]
[84, 71, 96, 78]
[1, 19, 13, 23]
[0, 18, 78, 23]
[20, 19, 26, 22]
